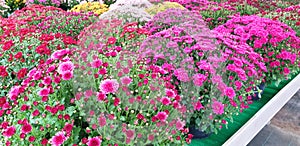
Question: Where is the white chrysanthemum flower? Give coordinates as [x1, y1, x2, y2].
[100, 5, 152, 23]
[109, 0, 152, 10]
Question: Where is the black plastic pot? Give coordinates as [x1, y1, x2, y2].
[251, 83, 266, 100]
[59, 4, 72, 11]
[188, 125, 212, 139]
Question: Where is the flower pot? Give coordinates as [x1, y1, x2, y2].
[59, 4, 72, 11]
[188, 125, 212, 139]
[251, 83, 266, 100]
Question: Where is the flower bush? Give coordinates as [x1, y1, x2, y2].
[25, 0, 61, 7]
[109, 0, 153, 10]
[70, 1, 109, 15]
[25, 0, 79, 9]
[0, 19, 190, 145]
[0, 26, 77, 97]
[77, 19, 189, 145]
[262, 4, 300, 36]
[145, 1, 185, 15]
[36, 11, 99, 38]
[214, 15, 300, 86]
[144, 8, 206, 34]
[0, 17, 30, 36]
[9, 4, 64, 25]
[100, 5, 152, 24]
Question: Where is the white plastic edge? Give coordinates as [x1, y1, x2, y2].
[223, 73, 300, 146]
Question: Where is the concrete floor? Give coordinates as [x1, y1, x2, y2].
[248, 90, 300, 146]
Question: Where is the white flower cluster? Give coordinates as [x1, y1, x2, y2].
[109, 0, 152, 10]
[0, 0, 9, 16]
[100, 5, 152, 23]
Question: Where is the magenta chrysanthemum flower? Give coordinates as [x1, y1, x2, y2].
[194, 101, 204, 111]
[61, 71, 73, 80]
[156, 111, 168, 121]
[96, 92, 107, 101]
[38, 88, 50, 97]
[224, 87, 236, 99]
[57, 61, 74, 75]
[99, 79, 119, 94]
[165, 89, 176, 98]
[2, 126, 16, 138]
[160, 97, 171, 105]
[212, 100, 224, 115]
[87, 137, 102, 146]
[42, 76, 52, 85]
[50, 131, 68, 146]
[21, 123, 32, 134]
[120, 76, 132, 85]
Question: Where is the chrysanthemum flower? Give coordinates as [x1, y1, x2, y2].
[87, 137, 102, 146]
[212, 100, 224, 115]
[57, 61, 74, 75]
[50, 131, 68, 146]
[99, 79, 119, 94]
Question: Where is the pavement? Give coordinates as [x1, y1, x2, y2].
[248, 90, 300, 146]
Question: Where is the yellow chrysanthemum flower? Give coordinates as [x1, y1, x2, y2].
[146, 2, 185, 16]
[70, 2, 108, 15]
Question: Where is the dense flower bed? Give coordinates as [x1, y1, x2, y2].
[1, 1, 300, 145]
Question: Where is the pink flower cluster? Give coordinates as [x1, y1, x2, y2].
[214, 15, 300, 84]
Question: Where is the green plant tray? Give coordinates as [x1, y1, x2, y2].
[189, 73, 299, 146]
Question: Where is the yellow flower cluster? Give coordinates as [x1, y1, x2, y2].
[70, 2, 108, 15]
[145, 2, 185, 15]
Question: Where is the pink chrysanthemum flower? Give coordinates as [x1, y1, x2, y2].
[87, 137, 102, 146]
[51, 49, 70, 60]
[212, 100, 224, 115]
[8, 85, 20, 99]
[173, 68, 190, 82]
[99, 79, 119, 94]
[50, 131, 68, 146]
[175, 119, 185, 130]
[120, 76, 132, 85]
[193, 73, 207, 87]
[91, 59, 102, 68]
[57, 61, 74, 75]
